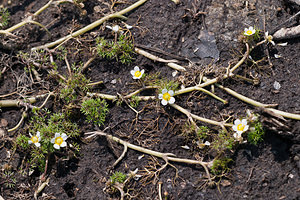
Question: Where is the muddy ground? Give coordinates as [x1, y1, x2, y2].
[0, 0, 300, 199]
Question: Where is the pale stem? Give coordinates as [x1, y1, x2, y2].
[218, 85, 300, 120]
[32, 0, 149, 50]
[170, 104, 232, 127]
[85, 131, 213, 168]
[175, 43, 250, 95]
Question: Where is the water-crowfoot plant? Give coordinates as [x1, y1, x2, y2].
[0, 7, 10, 28]
[28, 131, 41, 147]
[247, 120, 265, 145]
[95, 32, 134, 64]
[16, 109, 79, 172]
[232, 119, 249, 142]
[158, 89, 175, 105]
[80, 98, 109, 127]
[244, 26, 256, 36]
[60, 63, 91, 104]
[130, 66, 144, 79]
[51, 133, 68, 150]
[242, 26, 260, 41]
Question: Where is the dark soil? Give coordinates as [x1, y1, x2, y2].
[1, 0, 300, 199]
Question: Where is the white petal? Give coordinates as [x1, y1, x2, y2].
[29, 133, 32, 137]
[168, 97, 175, 104]
[112, 25, 119, 32]
[168, 90, 174, 96]
[134, 66, 139, 71]
[54, 144, 60, 149]
[244, 125, 249, 132]
[51, 138, 55, 143]
[244, 28, 248, 32]
[133, 76, 139, 79]
[28, 140, 33, 144]
[55, 133, 60, 138]
[140, 69, 145, 75]
[265, 31, 268, 37]
[106, 25, 112, 30]
[161, 99, 168, 105]
[204, 141, 211, 146]
[130, 70, 135, 76]
[36, 131, 40, 137]
[241, 119, 247, 126]
[236, 130, 243, 135]
[232, 125, 238, 132]
[61, 133, 68, 140]
[158, 94, 163, 99]
[233, 133, 237, 138]
[35, 143, 41, 148]
[161, 89, 168, 94]
[234, 119, 241, 125]
[271, 41, 275, 46]
[60, 142, 67, 147]
[249, 26, 254, 31]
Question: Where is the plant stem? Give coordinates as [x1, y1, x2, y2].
[175, 43, 250, 95]
[32, 0, 149, 50]
[217, 84, 300, 120]
[170, 104, 232, 127]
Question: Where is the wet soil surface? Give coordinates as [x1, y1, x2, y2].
[0, 0, 300, 199]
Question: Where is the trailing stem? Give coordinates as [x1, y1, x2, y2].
[32, 0, 149, 51]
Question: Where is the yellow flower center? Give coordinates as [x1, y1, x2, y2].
[246, 30, 253, 35]
[237, 124, 245, 131]
[134, 70, 141, 77]
[55, 137, 63, 146]
[163, 92, 171, 101]
[31, 136, 39, 143]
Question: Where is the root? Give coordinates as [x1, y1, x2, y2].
[85, 131, 214, 184]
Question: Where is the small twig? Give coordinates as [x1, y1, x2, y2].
[111, 142, 128, 169]
[170, 103, 232, 127]
[135, 47, 186, 71]
[0, 93, 51, 108]
[32, 0, 149, 50]
[82, 55, 97, 71]
[217, 84, 300, 120]
[34, 177, 50, 200]
[8, 111, 27, 132]
[158, 181, 163, 200]
[85, 131, 213, 168]
[175, 43, 249, 95]
[271, 10, 300, 35]
[87, 80, 103, 86]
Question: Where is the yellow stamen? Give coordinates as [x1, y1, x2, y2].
[246, 30, 253, 35]
[237, 124, 245, 131]
[163, 92, 171, 101]
[134, 70, 141, 77]
[31, 136, 39, 143]
[55, 137, 63, 146]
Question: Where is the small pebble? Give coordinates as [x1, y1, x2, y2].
[273, 81, 281, 90]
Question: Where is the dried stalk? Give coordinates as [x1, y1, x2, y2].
[32, 0, 149, 50]
[217, 84, 300, 120]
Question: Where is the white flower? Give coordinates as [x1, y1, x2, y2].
[130, 66, 144, 79]
[204, 141, 211, 146]
[244, 26, 256, 36]
[106, 25, 122, 33]
[28, 131, 41, 147]
[232, 119, 249, 141]
[265, 32, 275, 46]
[158, 89, 175, 105]
[51, 133, 68, 150]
